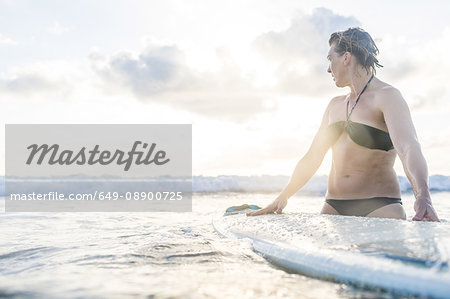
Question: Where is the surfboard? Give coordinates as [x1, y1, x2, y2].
[213, 211, 450, 298]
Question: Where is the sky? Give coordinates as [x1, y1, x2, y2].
[1, 0, 450, 176]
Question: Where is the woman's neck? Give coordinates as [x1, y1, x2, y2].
[348, 71, 374, 99]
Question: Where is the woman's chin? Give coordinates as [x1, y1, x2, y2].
[334, 81, 343, 88]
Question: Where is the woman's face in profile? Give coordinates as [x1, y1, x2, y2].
[327, 44, 345, 87]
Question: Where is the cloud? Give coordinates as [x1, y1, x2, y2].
[0, 33, 17, 45]
[89, 8, 363, 120]
[0, 61, 76, 98]
[377, 27, 450, 112]
[253, 8, 359, 60]
[90, 44, 190, 96]
[0, 73, 62, 95]
[90, 43, 268, 121]
[8, 7, 446, 123]
[252, 8, 360, 97]
[48, 21, 70, 35]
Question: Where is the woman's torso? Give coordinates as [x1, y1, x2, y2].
[326, 82, 401, 199]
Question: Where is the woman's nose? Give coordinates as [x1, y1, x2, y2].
[327, 65, 331, 73]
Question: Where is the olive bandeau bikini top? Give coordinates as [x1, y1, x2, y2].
[328, 75, 394, 152]
[328, 120, 394, 151]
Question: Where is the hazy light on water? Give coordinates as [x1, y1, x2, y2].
[0, 192, 448, 298]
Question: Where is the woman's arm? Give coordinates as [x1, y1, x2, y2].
[380, 87, 439, 222]
[247, 98, 337, 216]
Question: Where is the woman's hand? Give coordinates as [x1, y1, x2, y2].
[412, 198, 440, 222]
[246, 197, 288, 216]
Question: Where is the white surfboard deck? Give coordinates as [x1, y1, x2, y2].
[213, 212, 450, 298]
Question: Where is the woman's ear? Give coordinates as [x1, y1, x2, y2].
[343, 52, 351, 66]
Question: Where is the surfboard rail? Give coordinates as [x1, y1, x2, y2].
[213, 213, 450, 298]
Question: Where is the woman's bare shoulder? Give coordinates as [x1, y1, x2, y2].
[375, 79, 402, 96]
[374, 80, 405, 103]
[374, 81, 409, 112]
[329, 95, 347, 106]
[324, 95, 347, 116]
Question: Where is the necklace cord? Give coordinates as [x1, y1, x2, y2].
[346, 74, 374, 121]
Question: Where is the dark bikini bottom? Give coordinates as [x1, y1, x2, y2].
[325, 197, 402, 217]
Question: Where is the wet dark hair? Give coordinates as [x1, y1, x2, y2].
[329, 27, 383, 74]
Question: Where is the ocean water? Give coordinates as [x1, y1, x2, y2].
[1, 184, 449, 298]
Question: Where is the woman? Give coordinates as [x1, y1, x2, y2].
[248, 27, 439, 221]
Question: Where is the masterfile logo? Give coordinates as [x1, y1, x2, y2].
[5, 124, 192, 212]
[26, 141, 170, 171]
